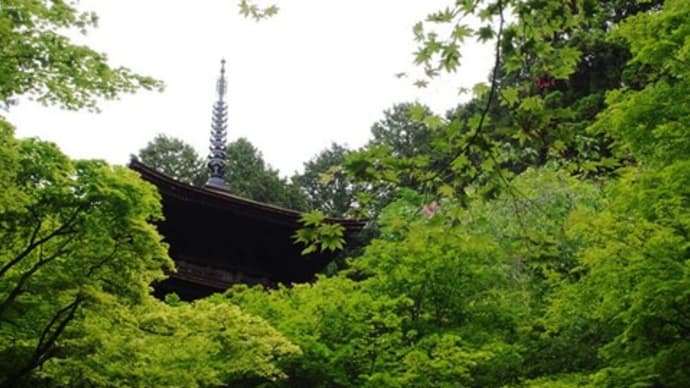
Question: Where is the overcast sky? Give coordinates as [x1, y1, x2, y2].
[6, 0, 493, 176]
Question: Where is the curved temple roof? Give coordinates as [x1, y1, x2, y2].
[130, 158, 364, 229]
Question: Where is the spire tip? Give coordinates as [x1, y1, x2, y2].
[216, 58, 228, 99]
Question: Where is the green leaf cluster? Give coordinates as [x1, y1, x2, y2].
[238, 0, 279, 21]
[294, 211, 345, 254]
[0, 0, 162, 110]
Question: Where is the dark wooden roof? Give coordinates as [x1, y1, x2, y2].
[129, 159, 365, 299]
[130, 159, 364, 229]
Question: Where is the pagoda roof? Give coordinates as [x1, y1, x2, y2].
[129, 158, 365, 230]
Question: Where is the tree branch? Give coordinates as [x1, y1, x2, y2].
[85, 239, 121, 278]
[0, 232, 77, 318]
[0, 206, 83, 278]
[463, 0, 505, 154]
[0, 295, 83, 388]
[421, 0, 505, 188]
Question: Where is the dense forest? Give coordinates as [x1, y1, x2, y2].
[1, 0, 689, 386]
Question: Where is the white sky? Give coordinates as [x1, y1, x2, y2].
[6, 0, 493, 176]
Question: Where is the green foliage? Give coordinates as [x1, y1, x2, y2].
[252, 3, 690, 384]
[0, 121, 300, 386]
[370, 103, 435, 161]
[0, 0, 161, 110]
[232, 168, 603, 387]
[0, 119, 171, 385]
[226, 4, 690, 383]
[228, 276, 410, 387]
[380, 0, 665, 208]
[344, 103, 441, 217]
[292, 143, 362, 217]
[538, 3, 690, 385]
[238, 0, 279, 21]
[49, 295, 299, 387]
[4, 0, 690, 386]
[294, 211, 345, 254]
[225, 137, 307, 210]
[138, 134, 208, 186]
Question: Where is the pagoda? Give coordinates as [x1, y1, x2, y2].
[130, 60, 364, 299]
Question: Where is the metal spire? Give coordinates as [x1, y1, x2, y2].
[206, 59, 228, 188]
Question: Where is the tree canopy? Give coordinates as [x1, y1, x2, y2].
[292, 143, 360, 217]
[138, 134, 208, 186]
[231, 0, 690, 386]
[2, 0, 690, 386]
[0, 119, 300, 387]
[225, 137, 307, 210]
